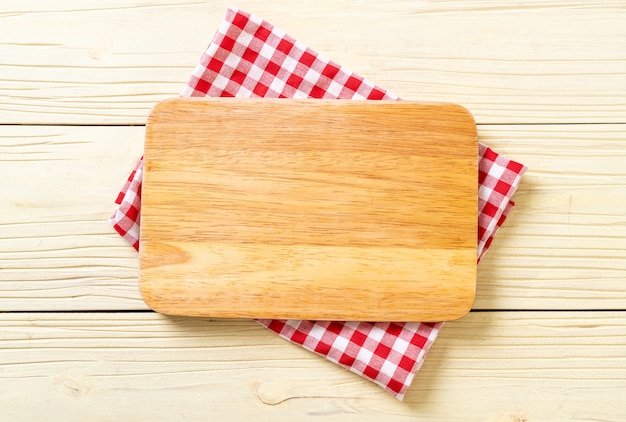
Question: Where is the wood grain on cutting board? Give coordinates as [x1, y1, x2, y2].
[139, 99, 477, 321]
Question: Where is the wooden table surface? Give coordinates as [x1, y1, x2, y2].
[2, 1, 625, 420]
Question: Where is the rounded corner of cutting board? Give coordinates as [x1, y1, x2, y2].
[138, 258, 180, 317]
[147, 98, 177, 123]
[450, 281, 477, 321]
[449, 102, 477, 125]
[138, 272, 164, 314]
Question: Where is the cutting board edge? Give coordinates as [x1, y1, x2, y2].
[138, 283, 476, 322]
[144, 97, 478, 134]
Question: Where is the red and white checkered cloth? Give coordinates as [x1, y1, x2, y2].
[110, 8, 527, 400]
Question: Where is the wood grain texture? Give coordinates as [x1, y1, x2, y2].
[140, 99, 477, 321]
[1, 1, 625, 124]
[1, 124, 624, 311]
[1, 311, 625, 421]
[0, 125, 146, 311]
[475, 124, 626, 310]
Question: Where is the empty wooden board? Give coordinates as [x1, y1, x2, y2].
[140, 98, 477, 321]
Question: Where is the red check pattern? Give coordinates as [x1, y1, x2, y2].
[109, 8, 527, 400]
[256, 319, 443, 397]
[477, 144, 526, 261]
[111, 159, 142, 250]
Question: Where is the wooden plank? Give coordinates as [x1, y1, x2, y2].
[140, 99, 477, 321]
[1, 311, 625, 421]
[1, 1, 625, 124]
[1, 124, 625, 311]
[0, 125, 146, 310]
[475, 124, 626, 309]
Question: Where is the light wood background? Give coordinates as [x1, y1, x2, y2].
[1, 1, 625, 420]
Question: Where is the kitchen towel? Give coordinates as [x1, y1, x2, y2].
[110, 7, 527, 400]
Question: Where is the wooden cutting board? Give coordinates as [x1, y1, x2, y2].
[139, 98, 478, 321]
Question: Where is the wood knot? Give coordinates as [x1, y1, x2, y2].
[52, 374, 88, 399]
[255, 381, 287, 406]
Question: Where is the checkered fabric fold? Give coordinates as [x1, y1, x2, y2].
[110, 7, 527, 400]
